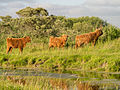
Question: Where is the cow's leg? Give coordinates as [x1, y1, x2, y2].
[49, 44, 51, 50]
[92, 38, 98, 46]
[75, 41, 83, 48]
[57, 47, 60, 50]
[49, 45, 52, 50]
[76, 41, 84, 48]
[62, 46, 64, 50]
[75, 43, 78, 49]
[92, 41, 95, 46]
[84, 41, 89, 46]
[49, 45, 55, 50]
[6, 46, 9, 54]
[6, 46, 12, 54]
[57, 45, 60, 50]
[49, 46, 51, 50]
[19, 47, 23, 54]
[92, 40, 97, 46]
[80, 43, 84, 47]
[75, 40, 78, 49]
[10, 47, 13, 53]
[61, 44, 64, 50]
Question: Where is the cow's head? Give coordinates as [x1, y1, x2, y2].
[95, 27, 103, 36]
[24, 36, 31, 43]
[62, 35, 69, 41]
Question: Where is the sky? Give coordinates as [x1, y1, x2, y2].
[0, 0, 120, 27]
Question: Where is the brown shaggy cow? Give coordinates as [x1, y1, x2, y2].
[6, 36, 31, 54]
[49, 35, 68, 49]
[75, 28, 103, 48]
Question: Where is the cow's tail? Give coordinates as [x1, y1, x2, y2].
[49, 36, 54, 48]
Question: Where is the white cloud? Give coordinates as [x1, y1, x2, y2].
[34, 1, 120, 27]
[0, 0, 120, 27]
[0, 0, 35, 17]
[7, 2, 25, 8]
[36, 3, 120, 17]
[84, 0, 120, 7]
[100, 16, 120, 27]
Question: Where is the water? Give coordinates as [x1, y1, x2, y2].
[1, 68, 120, 89]
[0, 68, 78, 78]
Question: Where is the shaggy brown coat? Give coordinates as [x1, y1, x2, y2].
[6, 36, 31, 54]
[49, 35, 68, 49]
[75, 28, 103, 48]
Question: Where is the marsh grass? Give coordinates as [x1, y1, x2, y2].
[0, 76, 52, 90]
[0, 75, 77, 90]
[0, 38, 120, 72]
[0, 75, 119, 90]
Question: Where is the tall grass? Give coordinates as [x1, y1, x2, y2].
[0, 75, 120, 90]
[0, 38, 120, 72]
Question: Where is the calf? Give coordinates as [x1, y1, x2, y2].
[75, 28, 103, 48]
[49, 35, 68, 49]
[6, 36, 31, 54]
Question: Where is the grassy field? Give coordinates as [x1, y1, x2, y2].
[0, 37, 120, 72]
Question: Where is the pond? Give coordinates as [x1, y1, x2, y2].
[0, 68, 120, 90]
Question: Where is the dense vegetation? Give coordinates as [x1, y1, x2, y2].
[0, 7, 120, 72]
[0, 7, 120, 45]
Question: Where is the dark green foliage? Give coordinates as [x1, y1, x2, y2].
[0, 15, 12, 22]
[10, 57, 28, 66]
[103, 25, 120, 41]
[28, 57, 36, 65]
[0, 54, 8, 65]
[0, 7, 120, 47]
[16, 7, 49, 17]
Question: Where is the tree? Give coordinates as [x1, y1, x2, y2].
[0, 15, 12, 22]
[16, 7, 49, 17]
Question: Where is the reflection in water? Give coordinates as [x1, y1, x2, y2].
[49, 79, 69, 90]
[49, 79, 100, 90]
[7, 76, 26, 85]
[77, 82, 99, 90]
[1, 68, 120, 89]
